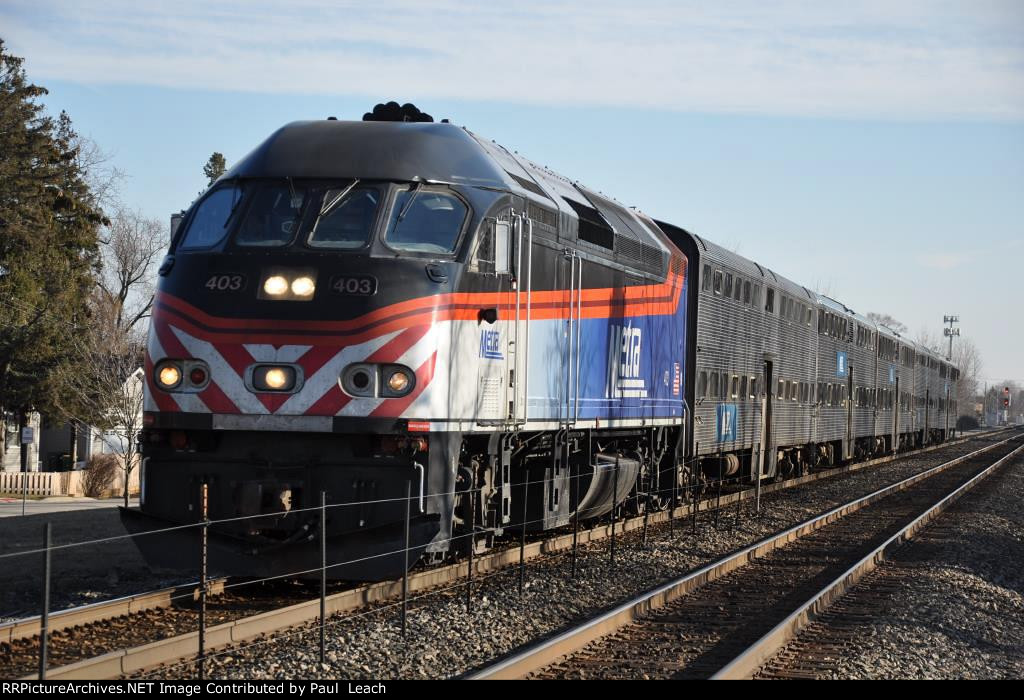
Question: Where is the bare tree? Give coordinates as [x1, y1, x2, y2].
[866, 312, 908, 335]
[914, 328, 942, 353]
[95, 208, 165, 343]
[72, 134, 125, 211]
[951, 337, 983, 416]
[55, 343, 145, 506]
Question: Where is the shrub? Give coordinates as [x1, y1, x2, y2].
[82, 455, 119, 498]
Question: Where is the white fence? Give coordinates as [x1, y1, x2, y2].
[0, 468, 140, 498]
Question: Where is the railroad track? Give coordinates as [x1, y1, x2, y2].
[0, 429, 1009, 680]
[469, 432, 1024, 679]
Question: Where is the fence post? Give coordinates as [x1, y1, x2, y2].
[401, 480, 411, 637]
[38, 522, 51, 680]
[610, 457, 617, 566]
[518, 476, 528, 597]
[466, 486, 474, 613]
[571, 435, 580, 579]
[320, 490, 327, 665]
[197, 482, 208, 680]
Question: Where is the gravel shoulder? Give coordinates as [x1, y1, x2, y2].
[759, 450, 1024, 680]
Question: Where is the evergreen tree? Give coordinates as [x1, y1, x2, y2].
[0, 39, 104, 426]
[203, 152, 226, 187]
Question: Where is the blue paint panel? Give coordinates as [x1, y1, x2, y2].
[836, 351, 848, 377]
[888, 364, 896, 384]
[716, 403, 737, 442]
[524, 267, 689, 422]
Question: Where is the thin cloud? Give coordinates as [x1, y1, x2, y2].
[2, 1, 1022, 119]
[917, 252, 969, 270]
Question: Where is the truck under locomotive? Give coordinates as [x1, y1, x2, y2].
[123, 112, 958, 581]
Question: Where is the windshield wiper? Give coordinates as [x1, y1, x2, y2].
[314, 179, 361, 230]
[395, 181, 422, 225]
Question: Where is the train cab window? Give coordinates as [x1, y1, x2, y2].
[179, 185, 242, 250]
[307, 186, 381, 249]
[697, 371, 708, 399]
[713, 270, 723, 295]
[702, 265, 713, 292]
[236, 182, 307, 247]
[765, 288, 774, 313]
[743, 280, 751, 305]
[739, 375, 748, 400]
[709, 372, 720, 398]
[385, 188, 468, 254]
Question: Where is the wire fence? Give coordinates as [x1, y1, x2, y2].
[6, 449, 775, 680]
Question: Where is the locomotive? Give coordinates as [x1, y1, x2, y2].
[122, 106, 958, 581]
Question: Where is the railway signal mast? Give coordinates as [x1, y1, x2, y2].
[943, 315, 959, 361]
[1003, 386, 1011, 426]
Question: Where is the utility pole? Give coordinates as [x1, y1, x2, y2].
[943, 315, 959, 361]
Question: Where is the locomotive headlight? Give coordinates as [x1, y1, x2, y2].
[263, 275, 289, 296]
[382, 366, 415, 397]
[263, 368, 289, 389]
[387, 370, 410, 393]
[251, 365, 298, 392]
[291, 276, 316, 297]
[155, 362, 182, 390]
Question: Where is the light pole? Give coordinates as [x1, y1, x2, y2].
[943, 315, 959, 361]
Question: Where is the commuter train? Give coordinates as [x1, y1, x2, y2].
[122, 106, 959, 580]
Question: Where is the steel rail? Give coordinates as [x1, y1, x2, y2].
[710, 439, 1024, 680]
[465, 432, 1020, 680]
[7, 430, 1005, 679]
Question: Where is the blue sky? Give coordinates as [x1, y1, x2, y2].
[2, 1, 1022, 384]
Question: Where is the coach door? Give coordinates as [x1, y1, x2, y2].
[892, 376, 900, 454]
[846, 366, 854, 459]
[760, 360, 775, 477]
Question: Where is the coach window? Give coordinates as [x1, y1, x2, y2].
[739, 375, 748, 400]
[724, 273, 734, 299]
[806, 307, 813, 326]
[720, 372, 729, 398]
[713, 270, 723, 295]
[730, 375, 739, 399]
[384, 187, 468, 254]
[753, 284, 761, 308]
[765, 289, 774, 313]
[734, 278, 743, 302]
[777, 379, 784, 400]
[709, 372, 719, 399]
[743, 280, 751, 305]
[697, 371, 708, 399]
[702, 265, 713, 292]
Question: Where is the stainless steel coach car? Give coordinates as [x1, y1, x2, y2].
[660, 229, 959, 483]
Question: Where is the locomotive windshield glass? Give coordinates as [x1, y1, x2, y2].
[307, 186, 381, 249]
[236, 182, 308, 247]
[179, 186, 241, 250]
[384, 187, 467, 254]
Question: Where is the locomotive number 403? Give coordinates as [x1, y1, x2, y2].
[205, 274, 245, 291]
[331, 275, 377, 296]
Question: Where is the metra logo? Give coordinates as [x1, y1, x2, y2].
[606, 323, 647, 398]
[479, 329, 503, 360]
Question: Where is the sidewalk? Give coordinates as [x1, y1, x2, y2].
[0, 496, 139, 518]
